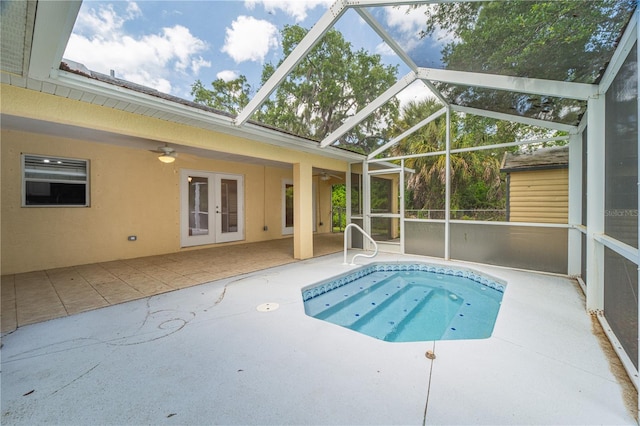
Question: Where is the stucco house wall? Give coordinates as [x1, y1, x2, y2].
[1, 85, 347, 275]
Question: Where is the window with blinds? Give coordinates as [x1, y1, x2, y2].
[22, 154, 89, 206]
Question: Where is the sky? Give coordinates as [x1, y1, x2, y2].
[63, 0, 446, 110]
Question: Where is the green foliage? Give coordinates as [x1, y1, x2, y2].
[191, 76, 251, 115]
[417, 0, 634, 82]
[414, 0, 635, 124]
[389, 98, 549, 213]
[331, 184, 346, 230]
[331, 183, 346, 208]
[192, 25, 399, 153]
[371, 177, 392, 213]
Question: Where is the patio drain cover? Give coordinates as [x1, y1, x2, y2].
[256, 303, 279, 312]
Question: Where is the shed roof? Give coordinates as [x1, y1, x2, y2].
[500, 145, 569, 172]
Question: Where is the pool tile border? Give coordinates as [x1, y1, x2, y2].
[302, 262, 506, 301]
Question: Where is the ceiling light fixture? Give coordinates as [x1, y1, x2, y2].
[153, 144, 177, 163]
[158, 153, 176, 163]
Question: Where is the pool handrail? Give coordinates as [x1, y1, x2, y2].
[343, 223, 378, 265]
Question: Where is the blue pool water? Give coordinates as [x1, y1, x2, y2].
[302, 263, 505, 342]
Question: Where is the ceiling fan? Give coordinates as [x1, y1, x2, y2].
[150, 144, 178, 163]
[316, 171, 343, 181]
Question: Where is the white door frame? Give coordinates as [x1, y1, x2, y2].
[181, 169, 244, 247]
[282, 179, 294, 235]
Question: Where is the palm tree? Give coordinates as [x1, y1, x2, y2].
[386, 98, 511, 218]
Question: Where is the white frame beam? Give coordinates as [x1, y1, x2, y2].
[367, 107, 447, 159]
[567, 133, 583, 276]
[451, 105, 578, 134]
[234, 1, 348, 125]
[29, 0, 82, 80]
[369, 135, 569, 163]
[586, 95, 606, 312]
[354, 7, 449, 106]
[319, 71, 417, 147]
[418, 67, 598, 101]
[354, 7, 418, 71]
[362, 160, 371, 249]
[444, 106, 451, 260]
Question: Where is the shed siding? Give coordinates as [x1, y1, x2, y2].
[509, 168, 568, 223]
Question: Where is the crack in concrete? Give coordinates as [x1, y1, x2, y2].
[50, 363, 101, 396]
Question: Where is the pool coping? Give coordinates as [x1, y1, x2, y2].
[301, 261, 507, 302]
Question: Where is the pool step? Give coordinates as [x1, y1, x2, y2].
[313, 274, 408, 324]
[305, 272, 403, 317]
[352, 286, 435, 340]
[385, 288, 464, 342]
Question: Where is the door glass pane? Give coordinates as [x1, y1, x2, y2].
[221, 179, 238, 233]
[189, 176, 209, 236]
[285, 184, 294, 227]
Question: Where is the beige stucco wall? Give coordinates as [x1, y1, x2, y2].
[1, 85, 348, 274]
[2, 129, 331, 274]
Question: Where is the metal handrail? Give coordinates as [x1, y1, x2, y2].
[343, 223, 378, 265]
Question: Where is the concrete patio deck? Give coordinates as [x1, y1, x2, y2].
[1, 234, 344, 333]
[1, 251, 636, 425]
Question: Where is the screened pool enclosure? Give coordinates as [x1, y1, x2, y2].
[2, 0, 639, 417]
[235, 0, 640, 401]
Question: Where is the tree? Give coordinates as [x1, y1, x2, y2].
[192, 25, 399, 154]
[191, 76, 251, 115]
[417, 0, 634, 82]
[412, 0, 636, 123]
[388, 98, 544, 217]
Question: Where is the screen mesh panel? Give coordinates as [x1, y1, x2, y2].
[450, 223, 568, 274]
[604, 247, 638, 369]
[604, 42, 638, 248]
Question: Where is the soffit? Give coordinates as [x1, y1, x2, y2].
[1, 64, 364, 165]
[0, 0, 36, 76]
[1, 113, 295, 169]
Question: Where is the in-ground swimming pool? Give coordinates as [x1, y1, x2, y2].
[302, 263, 505, 342]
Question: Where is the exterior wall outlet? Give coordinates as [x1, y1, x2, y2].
[128, 235, 137, 241]
[263, 225, 268, 231]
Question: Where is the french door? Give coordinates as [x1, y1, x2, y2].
[180, 170, 244, 247]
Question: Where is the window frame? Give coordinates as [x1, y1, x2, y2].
[21, 153, 90, 207]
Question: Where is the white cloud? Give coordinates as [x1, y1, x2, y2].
[64, 1, 210, 94]
[217, 70, 240, 81]
[381, 5, 455, 53]
[244, 0, 332, 22]
[72, 1, 141, 40]
[375, 42, 395, 57]
[384, 5, 425, 35]
[221, 16, 278, 64]
[395, 80, 437, 111]
[381, 5, 427, 53]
